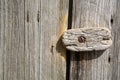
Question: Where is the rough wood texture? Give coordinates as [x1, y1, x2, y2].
[69, 0, 117, 80]
[0, 0, 68, 80]
[111, 0, 120, 79]
[62, 27, 112, 51]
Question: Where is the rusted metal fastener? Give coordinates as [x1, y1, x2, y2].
[78, 36, 86, 43]
[62, 27, 112, 52]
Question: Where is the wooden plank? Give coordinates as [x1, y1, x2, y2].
[0, 0, 68, 80]
[0, 0, 25, 80]
[24, 0, 68, 80]
[26, 0, 69, 80]
[111, 0, 120, 80]
[39, 0, 68, 80]
[24, 0, 39, 80]
[69, 0, 117, 80]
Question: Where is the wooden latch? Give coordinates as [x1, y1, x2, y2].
[62, 27, 112, 52]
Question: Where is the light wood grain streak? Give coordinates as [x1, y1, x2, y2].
[111, 0, 120, 80]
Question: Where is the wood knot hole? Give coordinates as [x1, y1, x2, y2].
[78, 36, 86, 43]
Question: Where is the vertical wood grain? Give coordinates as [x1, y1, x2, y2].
[69, 0, 117, 80]
[39, 0, 68, 80]
[0, 0, 25, 80]
[0, 0, 68, 80]
[111, 0, 120, 79]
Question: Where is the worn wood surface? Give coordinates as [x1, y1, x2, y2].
[62, 27, 112, 51]
[69, 0, 117, 80]
[1, 0, 120, 80]
[111, 0, 120, 79]
[0, 0, 68, 80]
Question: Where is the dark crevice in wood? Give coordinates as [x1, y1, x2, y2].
[27, 11, 29, 22]
[108, 55, 111, 63]
[66, 0, 73, 80]
[37, 11, 39, 22]
[68, 0, 73, 29]
[50, 45, 54, 55]
[111, 18, 113, 24]
[103, 37, 110, 40]
[75, 53, 80, 80]
[110, 16, 114, 25]
[66, 50, 71, 80]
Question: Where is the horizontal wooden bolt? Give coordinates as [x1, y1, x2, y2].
[62, 27, 112, 52]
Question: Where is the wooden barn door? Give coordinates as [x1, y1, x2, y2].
[0, 0, 120, 80]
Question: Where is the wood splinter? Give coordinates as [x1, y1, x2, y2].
[62, 27, 112, 52]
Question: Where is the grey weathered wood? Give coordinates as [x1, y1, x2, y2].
[0, 0, 68, 80]
[111, 0, 120, 80]
[39, 0, 68, 80]
[1, 0, 25, 80]
[62, 27, 112, 51]
[69, 0, 117, 80]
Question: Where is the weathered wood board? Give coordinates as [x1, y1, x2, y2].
[0, 0, 68, 80]
[111, 0, 120, 79]
[69, 0, 117, 80]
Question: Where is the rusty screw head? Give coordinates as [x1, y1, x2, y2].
[78, 36, 86, 43]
